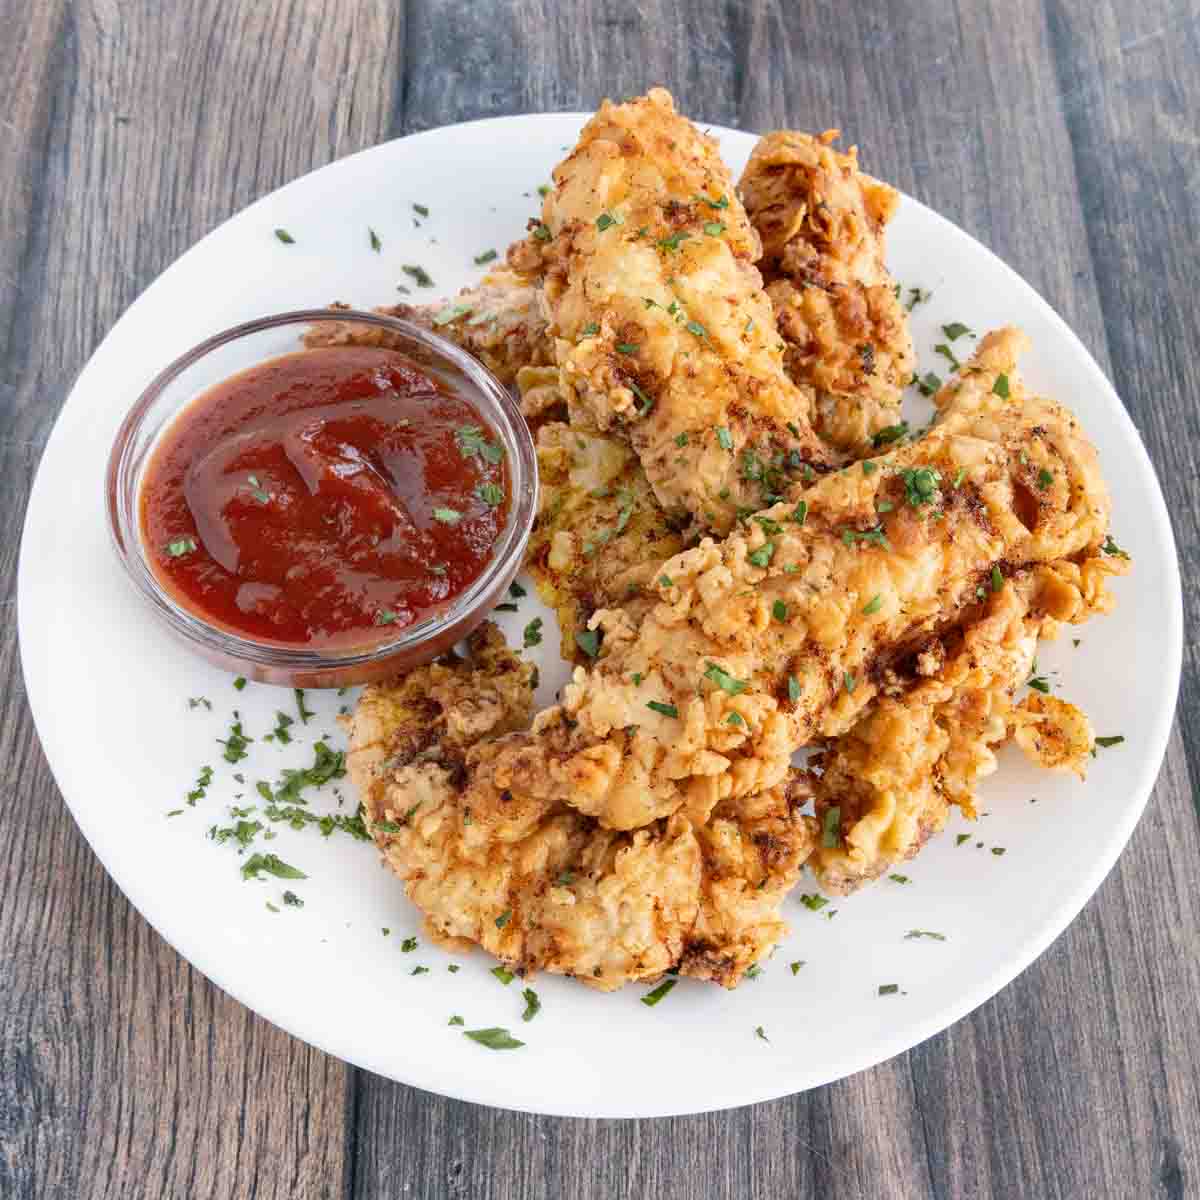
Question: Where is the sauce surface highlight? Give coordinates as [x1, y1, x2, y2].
[141, 346, 509, 648]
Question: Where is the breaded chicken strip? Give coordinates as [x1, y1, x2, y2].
[345, 623, 816, 990]
[525, 420, 688, 661]
[739, 130, 915, 457]
[520, 88, 832, 533]
[441, 327, 1113, 833]
[809, 549, 1128, 893]
[302, 266, 550, 385]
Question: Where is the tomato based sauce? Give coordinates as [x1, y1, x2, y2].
[141, 346, 509, 649]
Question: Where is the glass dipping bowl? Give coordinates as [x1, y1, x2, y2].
[106, 310, 538, 688]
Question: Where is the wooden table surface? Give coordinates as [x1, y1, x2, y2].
[3, 2, 1198, 1196]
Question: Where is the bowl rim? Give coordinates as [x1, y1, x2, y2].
[104, 307, 538, 671]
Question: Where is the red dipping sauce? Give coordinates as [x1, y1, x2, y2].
[140, 346, 510, 650]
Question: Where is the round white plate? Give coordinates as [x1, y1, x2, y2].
[19, 114, 1181, 1118]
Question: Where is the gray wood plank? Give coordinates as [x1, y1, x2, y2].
[0, 1, 403, 1196]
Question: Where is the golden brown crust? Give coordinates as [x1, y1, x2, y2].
[740, 130, 915, 456]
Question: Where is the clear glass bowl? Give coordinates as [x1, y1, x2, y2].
[106, 310, 538, 688]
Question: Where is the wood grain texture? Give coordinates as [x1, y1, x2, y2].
[2, 2, 1197, 1198]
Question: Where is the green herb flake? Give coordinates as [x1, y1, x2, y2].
[787, 675, 800, 703]
[791, 500, 808, 527]
[821, 805, 841, 848]
[523, 618, 544, 648]
[1037, 467, 1054, 490]
[942, 322, 971, 341]
[934, 343, 961, 371]
[696, 193, 730, 209]
[282, 891, 303, 908]
[166, 536, 197, 557]
[580, 321, 599, 337]
[747, 542, 776, 568]
[956, 833, 971, 846]
[1095, 735, 1126, 749]
[521, 988, 541, 1022]
[704, 662, 749, 695]
[640, 978, 677, 1007]
[685, 320, 707, 340]
[432, 507, 462, 524]
[799, 893, 829, 912]
[872, 422, 910, 447]
[241, 853, 306, 882]
[1101, 535, 1129, 559]
[401, 264, 434, 288]
[448, 1015, 465, 1026]
[274, 228, 295, 244]
[433, 303, 472, 326]
[491, 965, 515, 985]
[494, 910, 512, 929]
[878, 983, 900, 996]
[477, 482, 505, 506]
[862, 593, 883, 615]
[675, 431, 689, 447]
[464, 1027, 524, 1050]
[294, 688, 314, 724]
[595, 211, 623, 231]
[646, 701, 679, 719]
[575, 629, 601, 659]
[218, 719, 253, 764]
[401, 936, 418, 952]
[233, 677, 247, 691]
[726, 711, 745, 727]
[474, 248, 498, 264]
[656, 231, 691, 252]
[916, 372, 943, 397]
[615, 342, 638, 355]
[905, 930, 947, 941]
[716, 426, 734, 451]
[991, 564, 1004, 593]
[412, 203, 429, 217]
[703, 221, 726, 236]
[772, 599, 788, 622]
[1028, 676, 1051, 694]
[754, 1026, 770, 1043]
[790, 961, 805, 975]
[992, 373, 1011, 399]
[991, 847, 1007, 857]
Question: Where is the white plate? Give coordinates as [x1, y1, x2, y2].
[19, 114, 1181, 1118]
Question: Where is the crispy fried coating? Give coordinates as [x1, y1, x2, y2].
[523, 88, 832, 533]
[738, 130, 915, 457]
[808, 550, 1128, 894]
[442, 326, 1112, 834]
[302, 266, 550, 385]
[525, 419, 687, 661]
[345, 623, 816, 990]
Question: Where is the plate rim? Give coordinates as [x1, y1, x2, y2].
[17, 111, 1183, 1118]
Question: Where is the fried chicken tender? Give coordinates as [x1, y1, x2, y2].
[444, 326, 1112, 834]
[345, 623, 816, 990]
[522, 88, 832, 533]
[808, 549, 1128, 894]
[738, 130, 915, 457]
[302, 266, 550, 385]
[525, 420, 688, 661]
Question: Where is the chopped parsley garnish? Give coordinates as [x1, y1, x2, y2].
[595, 211, 623, 231]
[821, 805, 841, 848]
[269, 711, 294, 743]
[1028, 676, 1051, 694]
[956, 834, 971, 846]
[754, 1026, 770, 1043]
[916, 372, 942, 397]
[799, 893, 829, 912]
[523, 617, 543, 648]
[791, 500, 808, 526]
[208, 818, 263, 850]
[233, 677, 247, 691]
[410, 965, 430, 977]
[432, 507, 462, 524]
[992, 373, 1011, 399]
[696, 193, 729, 209]
[747, 542, 775, 568]
[726, 712, 745, 726]
[521, 988, 541, 1022]
[166, 536, 197, 557]
[294, 688, 314, 724]
[703, 221, 726, 236]
[282, 891, 303, 908]
[953, 467, 967, 488]
[433, 303, 471, 326]
[872, 422, 910, 447]
[640, 979, 677, 1007]
[1095, 735, 1126, 749]
[616, 342, 638, 355]
[991, 564, 1004, 592]
[575, 629, 601, 658]
[646, 700, 679, 718]
[704, 662, 749, 695]
[495, 909, 512, 929]
[218, 719, 253, 764]
[375, 610, 400, 626]
[878, 983, 900, 996]
[1037, 467, 1054, 490]
[842, 526, 890, 550]
[580, 321, 599, 337]
[905, 286, 929, 311]
[658, 575, 673, 588]
[531, 221, 552, 242]
[934, 343, 961, 370]
[477, 482, 504, 506]
[862, 460, 878, 475]
[787, 675, 800, 703]
[274, 229, 295, 244]
[474, 248, 497, 264]
[455, 424, 504, 463]
[401, 936, 418, 952]
[464, 1027, 524, 1050]
[991, 847, 1007, 856]
[889, 874, 911, 884]
[448, 1015, 465, 1026]
[186, 764, 213, 806]
[491, 965, 515, 985]
[1101, 535, 1129, 559]
[942, 322, 971, 341]
[905, 930, 947, 941]
[685, 320, 707, 340]
[240, 853, 306, 882]
[412, 203, 429, 217]
[656, 231, 691, 252]
[188, 697, 211, 711]
[368, 227, 382, 252]
[401, 264, 434, 288]
[509, 581, 527, 598]
[675, 432, 689, 447]
[716, 426, 734, 451]
[772, 599, 788, 622]
[901, 467, 941, 507]
[862, 594, 883, 615]
[844, 672, 857, 694]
